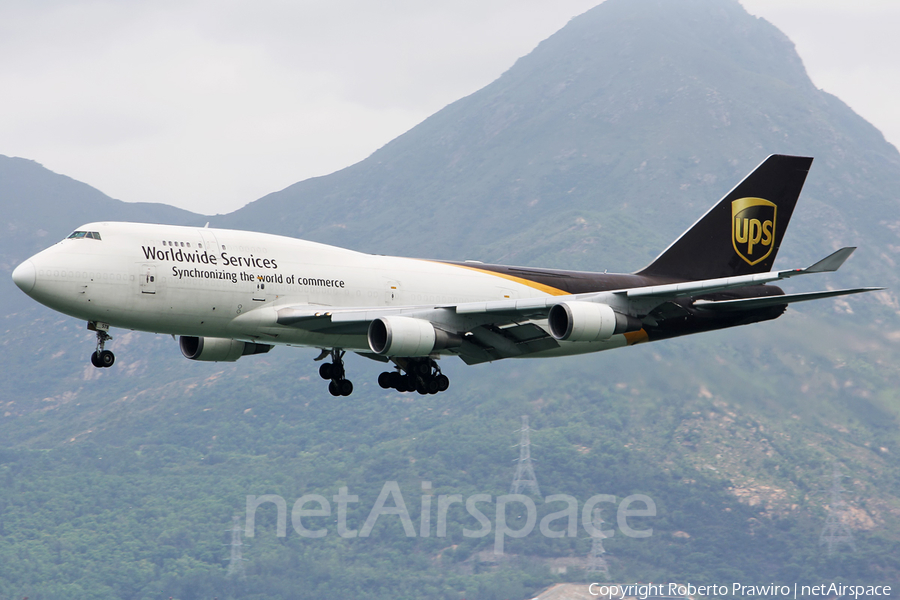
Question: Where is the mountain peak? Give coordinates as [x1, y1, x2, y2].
[507, 0, 812, 96]
[218, 0, 898, 285]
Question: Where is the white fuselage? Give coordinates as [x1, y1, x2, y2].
[16, 222, 625, 355]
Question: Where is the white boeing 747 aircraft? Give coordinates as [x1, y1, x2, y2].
[12, 155, 879, 396]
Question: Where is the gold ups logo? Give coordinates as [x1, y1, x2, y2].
[732, 197, 776, 265]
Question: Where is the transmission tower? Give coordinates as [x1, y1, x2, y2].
[819, 463, 856, 554]
[226, 515, 248, 579]
[586, 507, 611, 578]
[510, 415, 541, 497]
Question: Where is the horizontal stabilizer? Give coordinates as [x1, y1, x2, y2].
[694, 287, 883, 312]
[802, 247, 856, 273]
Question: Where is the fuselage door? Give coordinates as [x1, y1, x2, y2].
[385, 280, 402, 305]
[252, 281, 272, 303]
[139, 264, 157, 295]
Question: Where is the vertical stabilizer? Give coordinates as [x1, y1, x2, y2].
[637, 154, 813, 281]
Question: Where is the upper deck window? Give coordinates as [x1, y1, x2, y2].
[67, 231, 102, 240]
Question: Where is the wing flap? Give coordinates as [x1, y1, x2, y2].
[456, 323, 558, 365]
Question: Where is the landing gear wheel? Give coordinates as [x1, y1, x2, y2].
[331, 362, 345, 380]
[99, 350, 115, 368]
[378, 372, 392, 388]
[415, 361, 431, 376]
[90, 349, 115, 368]
[321, 349, 353, 396]
[319, 362, 334, 380]
[436, 374, 450, 392]
[389, 371, 403, 388]
[426, 378, 440, 394]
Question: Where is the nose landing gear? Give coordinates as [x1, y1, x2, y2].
[378, 358, 449, 395]
[88, 321, 115, 368]
[317, 348, 353, 396]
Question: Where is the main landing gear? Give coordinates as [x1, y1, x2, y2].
[318, 348, 353, 396]
[314, 351, 450, 396]
[88, 321, 115, 368]
[378, 358, 449, 395]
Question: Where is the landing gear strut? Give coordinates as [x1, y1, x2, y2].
[378, 358, 449, 395]
[88, 321, 115, 368]
[317, 348, 353, 396]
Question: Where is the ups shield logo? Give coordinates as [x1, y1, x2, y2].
[732, 197, 776, 266]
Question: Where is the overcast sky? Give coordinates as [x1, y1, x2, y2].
[1, 0, 897, 216]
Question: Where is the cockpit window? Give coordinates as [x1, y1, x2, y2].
[67, 231, 102, 240]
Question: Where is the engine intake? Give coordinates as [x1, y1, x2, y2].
[179, 336, 273, 362]
[368, 316, 461, 356]
[548, 301, 642, 342]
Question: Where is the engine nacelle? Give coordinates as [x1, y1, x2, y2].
[368, 316, 461, 356]
[179, 336, 273, 362]
[548, 301, 642, 342]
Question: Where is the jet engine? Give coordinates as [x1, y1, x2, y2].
[179, 336, 273, 362]
[548, 301, 642, 342]
[368, 316, 461, 356]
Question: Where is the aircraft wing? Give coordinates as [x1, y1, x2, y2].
[268, 247, 876, 361]
[274, 304, 562, 363]
[452, 247, 869, 317]
[693, 287, 883, 312]
[276, 305, 414, 334]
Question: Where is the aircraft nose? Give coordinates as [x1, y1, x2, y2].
[12, 259, 36, 294]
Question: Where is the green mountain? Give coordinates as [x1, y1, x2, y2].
[1, 0, 899, 598]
